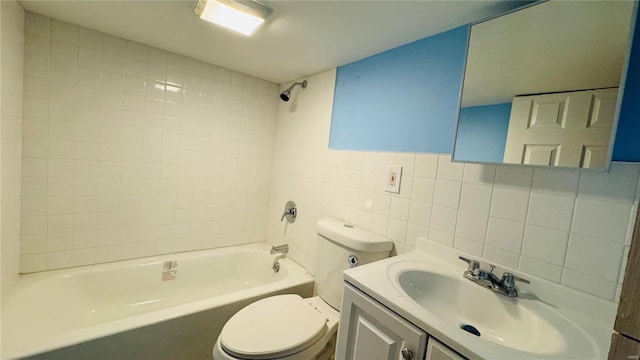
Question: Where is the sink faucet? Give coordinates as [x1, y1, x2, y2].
[500, 272, 530, 297]
[271, 244, 289, 255]
[459, 256, 530, 297]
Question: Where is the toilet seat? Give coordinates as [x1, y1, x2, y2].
[220, 294, 328, 359]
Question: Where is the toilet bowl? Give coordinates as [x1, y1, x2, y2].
[213, 218, 392, 360]
[212, 295, 339, 360]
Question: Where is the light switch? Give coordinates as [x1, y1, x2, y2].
[385, 165, 402, 194]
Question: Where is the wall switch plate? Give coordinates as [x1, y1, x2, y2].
[384, 165, 402, 193]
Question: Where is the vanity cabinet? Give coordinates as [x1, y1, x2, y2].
[336, 283, 465, 360]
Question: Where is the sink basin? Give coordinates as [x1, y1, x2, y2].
[345, 247, 608, 359]
[398, 270, 565, 354]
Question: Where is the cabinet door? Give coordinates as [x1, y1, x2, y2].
[426, 338, 466, 360]
[336, 283, 427, 360]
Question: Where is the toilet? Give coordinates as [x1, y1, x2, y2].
[212, 218, 393, 360]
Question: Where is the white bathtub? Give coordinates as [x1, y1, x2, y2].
[2, 243, 314, 360]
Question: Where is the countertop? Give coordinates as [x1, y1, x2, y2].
[343, 238, 616, 360]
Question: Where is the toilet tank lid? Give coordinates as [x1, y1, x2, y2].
[317, 218, 393, 253]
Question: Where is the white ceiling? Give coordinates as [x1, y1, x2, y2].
[19, 0, 521, 84]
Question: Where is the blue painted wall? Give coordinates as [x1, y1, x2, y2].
[612, 7, 640, 162]
[329, 26, 468, 152]
[330, 6, 640, 162]
[455, 103, 511, 163]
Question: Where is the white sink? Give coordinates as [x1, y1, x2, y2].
[398, 270, 564, 354]
[343, 243, 610, 359]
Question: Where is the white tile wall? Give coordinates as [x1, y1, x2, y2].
[267, 69, 640, 302]
[459, 184, 491, 214]
[486, 217, 524, 253]
[455, 210, 487, 243]
[490, 187, 529, 222]
[14, 15, 639, 303]
[2, 0, 25, 295]
[521, 225, 568, 266]
[19, 13, 279, 272]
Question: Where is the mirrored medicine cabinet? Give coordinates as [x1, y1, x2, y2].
[452, 0, 636, 170]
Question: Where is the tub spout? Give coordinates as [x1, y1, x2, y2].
[270, 244, 289, 255]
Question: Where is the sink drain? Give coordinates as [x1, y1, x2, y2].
[460, 324, 481, 337]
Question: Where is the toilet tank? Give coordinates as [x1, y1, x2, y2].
[315, 218, 393, 310]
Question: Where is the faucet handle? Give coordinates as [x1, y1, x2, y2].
[500, 272, 530, 297]
[280, 201, 297, 223]
[501, 272, 530, 288]
[458, 256, 480, 275]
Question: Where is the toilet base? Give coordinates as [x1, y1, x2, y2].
[314, 332, 336, 360]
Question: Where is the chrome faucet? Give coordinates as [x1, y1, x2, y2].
[500, 272, 531, 297]
[459, 256, 530, 297]
[270, 244, 289, 255]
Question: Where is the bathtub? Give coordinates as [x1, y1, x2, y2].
[2, 243, 314, 360]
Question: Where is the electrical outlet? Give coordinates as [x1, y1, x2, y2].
[385, 165, 402, 193]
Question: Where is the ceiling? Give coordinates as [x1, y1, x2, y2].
[19, 0, 522, 84]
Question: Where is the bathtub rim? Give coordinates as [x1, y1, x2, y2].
[2, 243, 314, 359]
[7, 242, 301, 287]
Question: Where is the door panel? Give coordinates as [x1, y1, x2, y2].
[336, 283, 427, 360]
[504, 88, 618, 168]
[426, 338, 466, 360]
[523, 144, 560, 166]
[581, 145, 608, 168]
[352, 317, 396, 360]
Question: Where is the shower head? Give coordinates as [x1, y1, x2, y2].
[280, 80, 307, 102]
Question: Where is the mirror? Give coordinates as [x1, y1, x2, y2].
[453, 0, 636, 169]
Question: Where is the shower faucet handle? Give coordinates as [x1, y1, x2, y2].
[280, 201, 297, 223]
[280, 208, 295, 221]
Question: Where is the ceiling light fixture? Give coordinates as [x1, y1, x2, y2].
[195, 0, 272, 36]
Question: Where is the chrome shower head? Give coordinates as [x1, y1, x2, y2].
[280, 80, 307, 102]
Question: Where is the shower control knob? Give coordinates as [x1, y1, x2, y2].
[401, 347, 413, 360]
[347, 255, 358, 267]
[280, 201, 297, 223]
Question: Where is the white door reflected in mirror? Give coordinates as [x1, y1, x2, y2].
[503, 88, 618, 168]
[453, 0, 635, 170]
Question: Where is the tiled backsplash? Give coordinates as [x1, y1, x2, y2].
[268, 69, 638, 302]
[19, 13, 279, 272]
